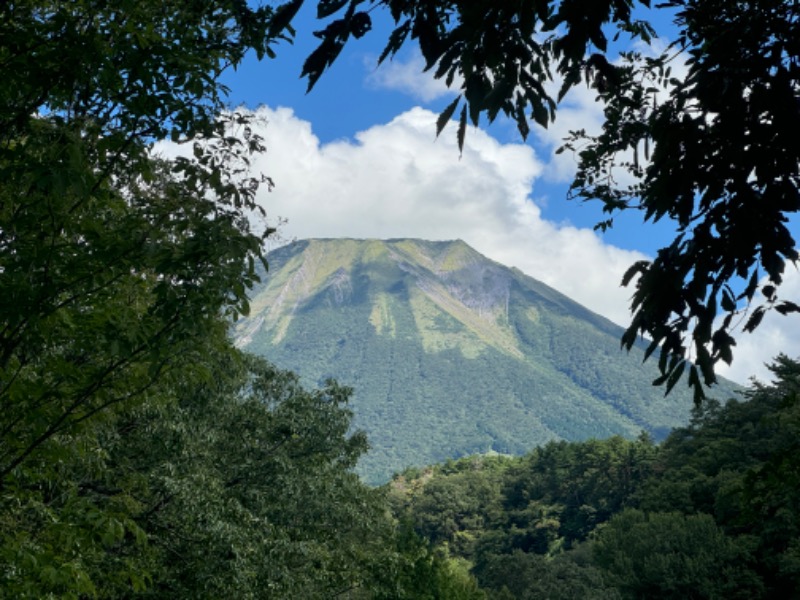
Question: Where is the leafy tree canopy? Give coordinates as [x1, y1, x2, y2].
[394, 357, 800, 598]
[302, 0, 800, 399]
[1, 2, 306, 594]
[1, 5, 492, 595]
[0, 0, 301, 488]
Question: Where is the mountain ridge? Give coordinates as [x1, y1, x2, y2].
[235, 238, 739, 483]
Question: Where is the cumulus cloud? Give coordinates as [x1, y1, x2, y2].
[156, 104, 797, 385]
[257, 106, 800, 385]
[244, 105, 645, 326]
[361, 47, 605, 184]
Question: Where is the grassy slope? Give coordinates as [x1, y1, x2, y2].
[237, 239, 739, 484]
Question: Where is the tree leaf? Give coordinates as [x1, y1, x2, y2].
[743, 307, 766, 333]
[720, 287, 736, 312]
[436, 97, 460, 137]
[456, 105, 467, 155]
[664, 360, 685, 396]
[318, 0, 348, 19]
[378, 20, 412, 64]
[349, 12, 371, 39]
[621, 261, 649, 287]
[268, 0, 304, 39]
[775, 301, 800, 315]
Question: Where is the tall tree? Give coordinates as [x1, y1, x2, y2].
[592, 509, 759, 599]
[0, 2, 302, 594]
[111, 355, 399, 599]
[303, 0, 800, 398]
[639, 356, 800, 596]
[0, 0, 300, 486]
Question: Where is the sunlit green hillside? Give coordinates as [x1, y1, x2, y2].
[235, 239, 740, 483]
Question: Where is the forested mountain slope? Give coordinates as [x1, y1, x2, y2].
[235, 238, 739, 483]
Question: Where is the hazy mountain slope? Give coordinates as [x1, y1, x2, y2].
[235, 239, 739, 483]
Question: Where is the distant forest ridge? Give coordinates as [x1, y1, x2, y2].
[387, 356, 800, 598]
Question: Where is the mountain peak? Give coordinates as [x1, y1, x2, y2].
[238, 238, 739, 483]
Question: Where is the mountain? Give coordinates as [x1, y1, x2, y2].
[234, 238, 739, 484]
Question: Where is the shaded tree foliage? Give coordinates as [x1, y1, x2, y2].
[0, 338, 453, 597]
[1, 2, 296, 593]
[592, 510, 760, 600]
[502, 435, 656, 548]
[302, 0, 799, 398]
[474, 550, 617, 600]
[638, 355, 800, 596]
[569, 1, 800, 400]
[0, 2, 496, 596]
[102, 355, 400, 599]
[0, 1, 449, 596]
[394, 358, 800, 598]
[0, 0, 300, 494]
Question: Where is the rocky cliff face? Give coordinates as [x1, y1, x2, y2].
[235, 239, 739, 484]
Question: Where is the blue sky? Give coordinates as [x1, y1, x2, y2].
[194, 3, 800, 385]
[220, 3, 681, 249]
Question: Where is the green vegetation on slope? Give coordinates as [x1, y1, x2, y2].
[237, 238, 739, 483]
[305, 0, 800, 401]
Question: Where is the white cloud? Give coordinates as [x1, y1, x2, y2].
[245, 105, 645, 328]
[364, 51, 459, 102]
[157, 104, 798, 386]
[534, 78, 606, 183]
